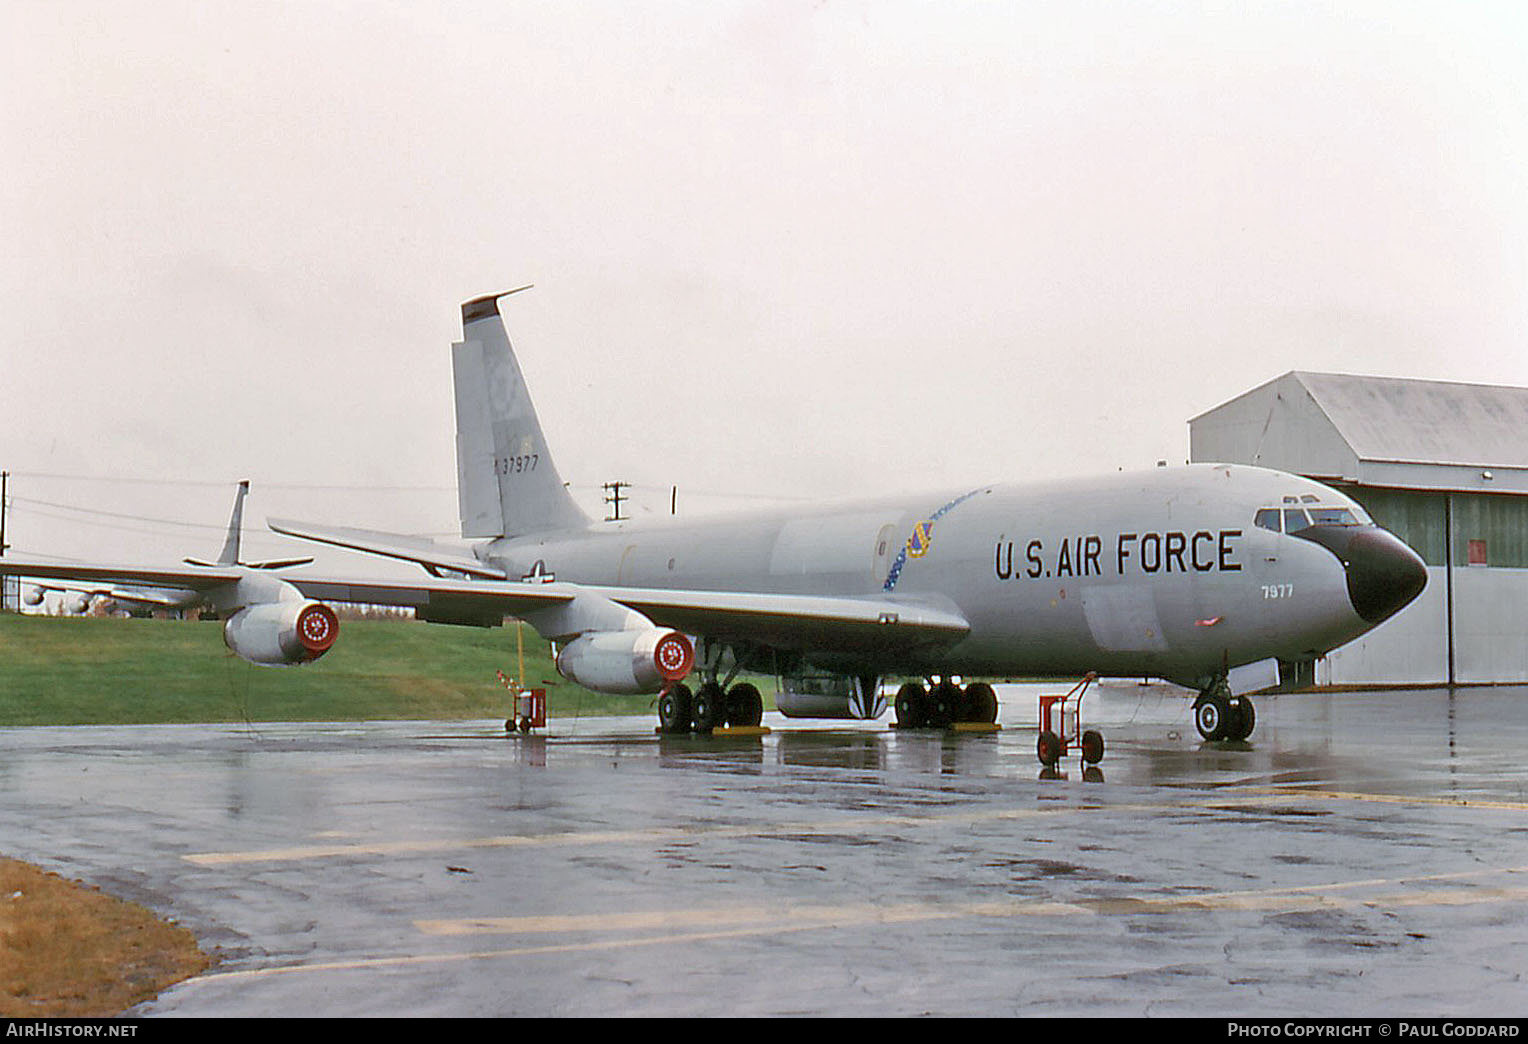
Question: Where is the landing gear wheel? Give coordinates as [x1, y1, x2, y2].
[894, 683, 927, 728]
[927, 679, 959, 728]
[1226, 697, 1255, 741]
[964, 682, 998, 724]
[726, 682, 763, 727]
[1037, 730, 1063, 767]
[1080, 729, 1105, 764]
[1194, 693, 1232, 741]
[518, 716, 532, 734]
[692, 682, 726, 732]
[658, 683, 693, 734]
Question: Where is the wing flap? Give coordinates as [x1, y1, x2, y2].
[281, 575, 572, 627]
[601, 587, 970, 655]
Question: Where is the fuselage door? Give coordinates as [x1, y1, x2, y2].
[873, 523, 898, 586]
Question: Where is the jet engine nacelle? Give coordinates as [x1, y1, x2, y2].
[555, 627, 694, 695]
[223, 599, 340, 666]
[23, 585, 45, 607]
[63, 592, 91, 615]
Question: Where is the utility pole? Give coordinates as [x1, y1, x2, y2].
[0, 471, 10, 612]
[602, 480, 630, 522]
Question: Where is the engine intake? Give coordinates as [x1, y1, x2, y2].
[555, 628, 694, 695]
[223, 600, 339, 666]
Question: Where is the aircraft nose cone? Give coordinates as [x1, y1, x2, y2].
[1344, 527, 1428, 624]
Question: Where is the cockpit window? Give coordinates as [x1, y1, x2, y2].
[1307, 507, 1364, 527]
[1260, 502, 1372, 533]
[1300, 494, 1319, 504]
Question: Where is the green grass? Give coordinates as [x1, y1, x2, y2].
[0, 613, 662, 725]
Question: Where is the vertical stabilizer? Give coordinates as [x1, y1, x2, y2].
[217, 481, 250, 566]
[454, 291, 590, 539]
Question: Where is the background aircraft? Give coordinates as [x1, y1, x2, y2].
[1, 481, 335, 666]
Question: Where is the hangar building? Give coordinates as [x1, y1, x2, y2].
[1190, 371, 1528, 687]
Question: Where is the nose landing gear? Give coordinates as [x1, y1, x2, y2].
[1192, 678, 1256, 742]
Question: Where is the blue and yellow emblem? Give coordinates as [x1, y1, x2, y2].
[882, 488, 984, 591]
[906, 521, 935, 559]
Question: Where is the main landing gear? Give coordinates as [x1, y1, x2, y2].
[1192, 678, 1256, 742]
[892, 679, 999, 729]
[657, 680, 765, 734]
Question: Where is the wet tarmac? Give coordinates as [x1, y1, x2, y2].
[1, 681, 1526, 1017]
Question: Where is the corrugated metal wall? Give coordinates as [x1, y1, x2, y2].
[1325, 485, 1528, 685]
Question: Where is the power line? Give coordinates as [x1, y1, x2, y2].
[6, 470, 455, 493]
[12, 496, 231, 531]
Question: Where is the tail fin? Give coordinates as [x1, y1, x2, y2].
[188, 481, 312, 570]
[217, 481, 250, 566]
[454, 290, 590, 539]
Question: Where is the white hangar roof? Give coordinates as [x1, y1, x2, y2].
[1190, 371, 1528, 495]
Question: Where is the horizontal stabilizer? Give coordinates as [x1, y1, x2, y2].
[185, 556, 314, 570]
[268, 518, 506, 580]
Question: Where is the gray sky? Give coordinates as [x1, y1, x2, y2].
[4, 1, 1528, 575]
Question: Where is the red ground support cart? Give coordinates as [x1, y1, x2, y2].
[1036, 672, 1105, 767]
[497, 670, 546, 733]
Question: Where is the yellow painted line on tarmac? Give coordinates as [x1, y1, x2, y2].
[182, 807, 1087, 866]
[1247, 787, 1528, 813]
[181, 789, 1524, 868]
[178, 868, 1528, 988]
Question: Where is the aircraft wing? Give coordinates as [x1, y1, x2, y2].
[0, 557, 245, 592]
[278, 574, 970, 655]
[1, 556, 971, 655]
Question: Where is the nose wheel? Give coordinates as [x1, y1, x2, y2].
[1193, 681, 1256, 742]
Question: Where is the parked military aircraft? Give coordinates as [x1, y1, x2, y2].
[0, 291, 1428, 745]
[1, 481, 334, 664]
[268, 290, 1427, 742]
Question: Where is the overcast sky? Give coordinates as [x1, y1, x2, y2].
[4, 1, 1527, 575]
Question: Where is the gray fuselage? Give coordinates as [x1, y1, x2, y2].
[478, 463, 1416, 689]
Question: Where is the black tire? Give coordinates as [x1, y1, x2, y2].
[726, 682, 763, 727]
[1226, 697, 1255, 741]
[1080, 729, 1105, 764]
[927, 680, 958, 728]
[965, 682, 998, 724]
[1037, 730, 1063, 766]
[1194, 693, 1232, 741]
[692, 682, 726, 732]
[894, 683, 927, 728]
[658, 684, 693, 734]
